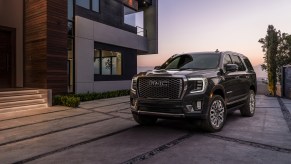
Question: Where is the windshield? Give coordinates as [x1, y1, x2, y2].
[160, 53, 220, 70]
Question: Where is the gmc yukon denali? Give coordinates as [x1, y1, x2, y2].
[130, 51, 257, 132]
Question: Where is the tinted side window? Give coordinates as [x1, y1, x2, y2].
[223, 54, 232, 65]
[231, 55, 246, 71]
[243, 58, 254, 71]
[223, 54, 232, 71]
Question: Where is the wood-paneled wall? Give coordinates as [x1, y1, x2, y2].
[122, 0, 138, 10]
[24, 0, 68, 95]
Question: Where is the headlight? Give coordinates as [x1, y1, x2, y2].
[131, 77, 138, 91]
[188, 77, 208, 93]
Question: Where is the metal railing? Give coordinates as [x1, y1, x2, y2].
[136, 26, 147, 37]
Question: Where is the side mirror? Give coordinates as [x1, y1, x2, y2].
[225, 64, 238, 72]
[154, 66, 161, 70]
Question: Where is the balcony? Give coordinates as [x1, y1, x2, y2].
[124, 5, 146, 36]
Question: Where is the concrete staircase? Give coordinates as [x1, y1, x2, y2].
[0, 89, 52, 113]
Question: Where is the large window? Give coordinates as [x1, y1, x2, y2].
[92, 0, 100, 12]
[68, 0, 74, 21]
[76, 0, 99, 12]
[76, 0, 90, 9]
[67, 0, 75, 93]
[94, 50, 122, 75]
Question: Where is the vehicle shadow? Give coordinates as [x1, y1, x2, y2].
[139, 110, 245, 133]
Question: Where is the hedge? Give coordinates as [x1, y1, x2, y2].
[53, 89, 130, 107]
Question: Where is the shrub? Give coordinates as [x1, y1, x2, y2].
[53, 89, 130, 107]
[53, 95, 62, 105]
[60, 96, 80, 108]
[73, 89, 130, 102]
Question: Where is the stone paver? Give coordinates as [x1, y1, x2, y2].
[0, 109, 90, 130]
[284, 103, 291, 113]
[90, 102, 130, 113]
[0, 118, 135, 164]
[256, 96, 280, 108]
[0, 95, 291, 164]
[0, 112, 111, 146]
[139, 135, 291, 164]
[30, 126, 188, 164]
[79, 96, 129, 109]
[281, 98, 291, 104]
[216, 96, 291, 149]
[0, 106, 69, 121]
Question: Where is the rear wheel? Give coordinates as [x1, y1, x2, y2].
[201, 95, 226, 132]
[132, 113, 157, 126]
[240, 90, 256, 117]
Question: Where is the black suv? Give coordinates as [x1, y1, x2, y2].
[130, 51, 257, 132]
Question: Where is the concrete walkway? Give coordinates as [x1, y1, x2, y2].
[0, 96, 290, 164]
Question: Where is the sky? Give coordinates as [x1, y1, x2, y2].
[137, 0, 291, 67]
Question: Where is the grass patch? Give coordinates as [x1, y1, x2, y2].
[54, 90, 130, 107]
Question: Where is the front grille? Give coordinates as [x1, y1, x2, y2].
[138, 77, 183, 99]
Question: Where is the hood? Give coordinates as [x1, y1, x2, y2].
[137, 69, 220, 78]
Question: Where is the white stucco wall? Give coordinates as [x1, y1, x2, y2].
[75, 16, 137, 93]
[0, 0, 23, 87]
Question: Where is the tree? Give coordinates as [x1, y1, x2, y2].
[259, 25, 291, 96]
[258, 25, 279, 96]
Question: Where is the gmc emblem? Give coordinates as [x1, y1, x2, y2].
[148, 80, 169, 87]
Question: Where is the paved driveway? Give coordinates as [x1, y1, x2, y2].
[0, 95, 291, 164]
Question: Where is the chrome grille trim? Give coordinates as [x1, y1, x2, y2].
[137, 76, 185, 99]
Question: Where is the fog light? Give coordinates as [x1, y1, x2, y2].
[196, 101, 202, 110]
[185, 105, 194, 113]
[130, 99, 138, 110]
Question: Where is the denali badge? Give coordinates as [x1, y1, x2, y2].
[148, 80, 169, 87]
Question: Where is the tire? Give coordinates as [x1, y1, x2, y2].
[132, 113, 157, 126]
[240, 90, 256, 117]
[201, 95, 226, 132]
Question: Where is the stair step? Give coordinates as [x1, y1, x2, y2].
[0, 90, 40, 98]
[0, 94, 46, 103]
[0, 104, 48, 114]
[0, 89, 51, 113]
[0, 99, 47, 109]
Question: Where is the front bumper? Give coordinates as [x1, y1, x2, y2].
[130, 92, 210, 119]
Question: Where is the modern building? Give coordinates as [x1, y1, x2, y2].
[0, 0, 158, 96]
[282, 65, 291, 99]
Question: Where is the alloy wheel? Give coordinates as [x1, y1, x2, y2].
[209, 100, 225, 129]
[249, 93, 255, 114]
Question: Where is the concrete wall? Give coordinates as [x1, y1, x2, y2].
[143, 0, 158, 54]
[75, 16, 148, 51]
[0, 0, 23, 87]
[75, 0, 137, 34]
[75, 16, 136, 93]
[283, 66, 291, 99]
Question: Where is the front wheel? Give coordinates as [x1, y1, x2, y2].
[132, 113, 157, 126]
[240, 90, 256, 117]
[201, 95, 226, 132]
